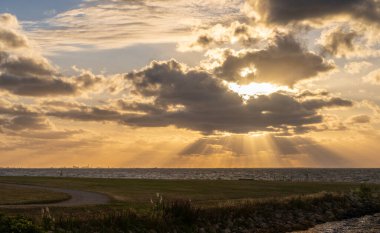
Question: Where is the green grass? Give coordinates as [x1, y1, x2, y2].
[0, 177, 379, 232]
[0, 184, 70, 205]
[0, 176, 377, 209]
[2, 187, 380, 233]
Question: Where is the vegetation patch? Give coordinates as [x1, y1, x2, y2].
[0, 177, 370, 208]
[0, 184, 70, 205]
[1, 185, 379, 233]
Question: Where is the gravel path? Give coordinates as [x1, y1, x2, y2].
[0, 183, 110, 208]
[294, 213, 380, 233]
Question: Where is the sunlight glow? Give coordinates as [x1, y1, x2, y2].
[229, 82, 287, 97]
[239, 66, 257, 78]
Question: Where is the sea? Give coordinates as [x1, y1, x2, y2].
[0, 168, 379, 183]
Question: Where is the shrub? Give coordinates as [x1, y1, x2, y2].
[0, 214, 43, 233]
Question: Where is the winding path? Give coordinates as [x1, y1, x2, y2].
[0, 183, 110, 208]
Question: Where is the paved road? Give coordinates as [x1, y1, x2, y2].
[0, 183, 110, 208]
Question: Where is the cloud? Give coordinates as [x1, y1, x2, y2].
[0, 52, 57, 77]
[362, 68, 380, 85]
[0, 100, 37, 117]
[348, 114, 371, 124]
[0, 14, 112, 97]
[301, 97, 353, 110]
[0, 100, 87, 140]
[0, 13, 30, 50]
[320, 27, 360, 58]
[296, 89, 329, 98]
[178, 21, 263, 52]
[4, 129, 83, 140]
[122, 59, 351, 134]
[26, 0, 245, 52]
[0, 50, 77, 96]
[0, 74, 78, 97]
[1, 115, 52, 131]
[213, 33, 334, 86]
[0, 14, 19, 28]
[0, 100, 49, 131]
[248, 0, 380, 26]
[0, 14, 75, 96]
[1, 3, 378, 166]
[47, 106, 124, 122]
[34, 59, 351, 135]
[0, 28, 29, 50]
[344, 61, 373, 74]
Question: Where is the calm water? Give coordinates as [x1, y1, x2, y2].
[0, 168, 379, 183]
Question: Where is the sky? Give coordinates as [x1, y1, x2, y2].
[0, 0, 380, 168]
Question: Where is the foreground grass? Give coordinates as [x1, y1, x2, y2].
[0, 176, 374, 209]
[0, 177, 379, 232]
[0, 186, 379, 233]
[0, 184, 70, 205]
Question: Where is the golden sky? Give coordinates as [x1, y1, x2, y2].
[0, 0, 380, 168]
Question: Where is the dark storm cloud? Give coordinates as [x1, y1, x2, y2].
[121, 60, 351, 134]
[214, 34, 334, 86]
[250, 0, 380, 25]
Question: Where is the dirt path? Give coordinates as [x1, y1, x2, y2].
[0, 183, 110, 208]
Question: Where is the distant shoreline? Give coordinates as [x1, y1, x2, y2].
[1, 168, 379, 184]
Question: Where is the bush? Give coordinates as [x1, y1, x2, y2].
[162, 199, 199, 225]
[357, 184, 373, 199]
[0, 214, 43, 233]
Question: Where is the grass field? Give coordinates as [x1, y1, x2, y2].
[0, 177, 379, 232]
[0, 184, 70, 205]
[0, 176, 377, 209]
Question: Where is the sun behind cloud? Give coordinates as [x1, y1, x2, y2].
[0, 0, 380, 167]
